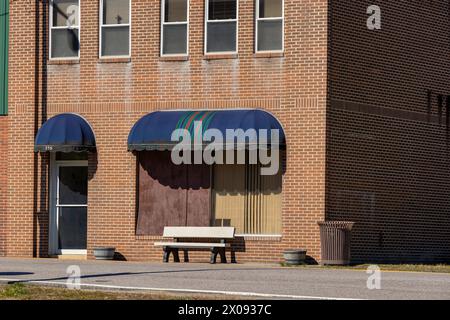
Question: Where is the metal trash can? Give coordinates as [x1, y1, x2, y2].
[318, 221, 354, 265]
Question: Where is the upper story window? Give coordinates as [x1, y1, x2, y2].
[161, 0, 189, 56]
[205, 0, 238, 54]
[50, 0, 80, 59]
[256, 0, 283, 52]
[100, 0, 131, 58]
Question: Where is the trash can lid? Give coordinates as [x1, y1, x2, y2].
[317, 221, 355, 230]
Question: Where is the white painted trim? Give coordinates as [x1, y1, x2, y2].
[49, 0, 81, 60]
[204, 0, 239, 55]
[160, 0, 190, 57]
[99, 0, 132, 58]
[255, 0, 284, 54]
[236, 234, 282, 237]
[60, 249, 88, 255]
[49, 153, 57, 255]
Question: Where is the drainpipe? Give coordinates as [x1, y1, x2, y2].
[33, 0, 48, 258]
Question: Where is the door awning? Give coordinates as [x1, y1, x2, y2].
[34, 113, 96, 152]
[128, 109, 286, 151]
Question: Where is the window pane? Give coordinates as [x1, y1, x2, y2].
[101, 26, 130, 56]
[164, 0, 187, 22]
[163, 24, 187, 54]
[259, 0, 282, 18]
[258, 20, 282, 51]
[53, 0, 79, 27]
[103, 0, 130, 25]
[207, 22, 236, 52]
[213, 163, 282, 235]
[213, 164, 246, 233]
[51, 29, 79, 58]
[208, 0, 236, 20]
[58, 166, 88, 205]
[58, 207, 87, 249]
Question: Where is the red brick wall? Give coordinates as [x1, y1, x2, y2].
[6, 0, 329, 263]
[0, 116, 7, 256]
[327, 0, 450, 263]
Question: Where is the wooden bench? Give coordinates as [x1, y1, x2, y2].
[154, 227, 235, 264]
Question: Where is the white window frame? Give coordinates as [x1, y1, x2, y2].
[49, 0, 81, 60]
[204, 0, 239, 55]
[99, 0, 132, 58]
[160, 0, 190, 57]
[49, 154, 89, 256]
[255, 0, 284, 53]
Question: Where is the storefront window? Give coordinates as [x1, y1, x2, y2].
[136, 151, 283, 236]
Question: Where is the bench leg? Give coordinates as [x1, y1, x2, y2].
[173, 249, 180, 263]
[163, 247, 170, 263]
[231, 250, 237, 264]
[219, 248, 227, 263]
[210, 248, 218, 264]
[183, 250, 189, 263]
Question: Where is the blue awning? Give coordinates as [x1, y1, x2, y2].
[35, 113, 96, 152]
[128, 109, 286, 151]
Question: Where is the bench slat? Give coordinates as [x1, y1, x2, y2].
[162, 227, 235, 239]
[154, 242, 228, 248]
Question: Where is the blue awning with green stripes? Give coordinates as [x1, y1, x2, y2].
[128, 109, 286, 151]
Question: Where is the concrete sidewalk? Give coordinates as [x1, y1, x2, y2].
[1, 257, 450, 300]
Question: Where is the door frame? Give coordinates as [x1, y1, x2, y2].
[49, 153, 88, 255]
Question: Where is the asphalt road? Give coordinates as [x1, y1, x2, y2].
[0, 257, 449, 300]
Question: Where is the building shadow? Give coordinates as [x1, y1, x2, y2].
[0, 272, 34, 276]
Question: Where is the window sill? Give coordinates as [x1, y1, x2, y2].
[98, 57, 131, 64]
[136, 234, 282, 242]
[136, 235, 164, 241]
[254, 52, 284, 59]
[204, 53, 238, 60]
[160, 55, 189, 62]
[235, 234, 282, 241]
[47, 59, 80, 65]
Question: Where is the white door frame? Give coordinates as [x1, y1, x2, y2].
[49, 153, 88, 255]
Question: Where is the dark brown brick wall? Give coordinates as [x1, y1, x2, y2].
[327, 0, 450, 263]
[6, 0, 329, 263]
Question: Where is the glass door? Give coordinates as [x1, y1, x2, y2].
[56, 164, 88, 254]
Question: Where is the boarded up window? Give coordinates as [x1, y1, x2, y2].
[212, 163, 282, 235]
[136, 151, 211, 235]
